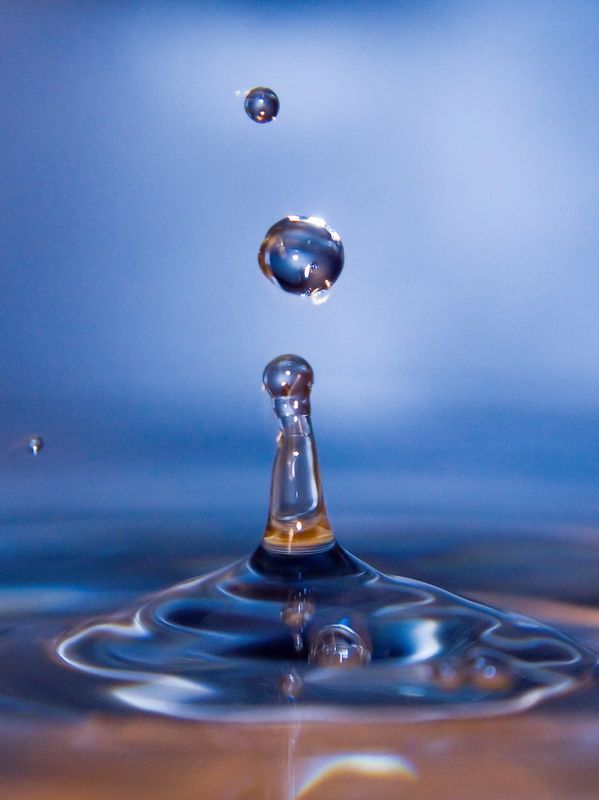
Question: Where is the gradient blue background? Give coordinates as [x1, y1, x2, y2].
[1, 0, 598, 536]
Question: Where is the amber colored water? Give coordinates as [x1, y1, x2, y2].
[262, 520, 334, 552]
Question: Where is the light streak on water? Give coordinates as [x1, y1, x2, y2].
[294, 752, 418, 798]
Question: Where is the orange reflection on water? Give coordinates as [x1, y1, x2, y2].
[295, 752, 418, 799]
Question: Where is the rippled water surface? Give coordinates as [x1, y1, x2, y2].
[0, 512, 597, 798]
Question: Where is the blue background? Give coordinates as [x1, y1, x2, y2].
[1, 0, 598, 537]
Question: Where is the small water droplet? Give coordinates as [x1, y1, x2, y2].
[27, 435, 43, 456]
[259, 216, 344, 298]
[278, 671, 303, 700]
[244, 86, 279, 123]
[310, 288, 330, 305]
[309, 624, 371, 668]
[263, 354, 313, 402]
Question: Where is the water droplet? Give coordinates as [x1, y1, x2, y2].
[309, 624, 371, 668]
[278, 671, 303, 700]
[263, 353, 313, 404]
[244, 86, 279, 123]
[27, 435, 43, 456]
[281, 593, 315, 629]
[310, 288, 330, 305]
[259, 216, 344, 298]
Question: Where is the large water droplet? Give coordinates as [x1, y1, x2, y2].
[244, 87, 279, 123]
[259, 216, 344, 298]
[27, 435, 43, 456]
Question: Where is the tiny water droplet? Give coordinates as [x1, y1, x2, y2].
[309, 624, 371, 668]
[244, 86, 279, 123]
[259, 216, 344, 298]
[310, 288, 330, 305]
[27, 435, 43, 456]
[278, 671, 303, 700]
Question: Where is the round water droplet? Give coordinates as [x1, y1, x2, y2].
[27, 435, 43, 456]
[263, 354, 313, 401]
[309, 624, 371, 668]
[259, 216, 344, 297]
[310, 288, 330, 305]
[244, 86, 279, 123]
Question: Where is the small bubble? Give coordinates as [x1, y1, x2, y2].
[259, 216, 344, 298]
[27, 435, 43, 457]
[309, 624, 371, 668]
[244, 86, 279, 123]
[468, 656, 514, 692]
[281, 594, 315, 628]
[282, 592, 315, 653]
[278, 671, 303, 700]
[431, 658, 466, 691]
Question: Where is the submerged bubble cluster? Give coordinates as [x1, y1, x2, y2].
[259, 216, 344, 302]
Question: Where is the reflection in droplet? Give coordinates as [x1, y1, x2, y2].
[259, 216, 344, 298]
[309, 624, 371, 668]
[27, 435, 43, 456]
[244, 86, 279, 123]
